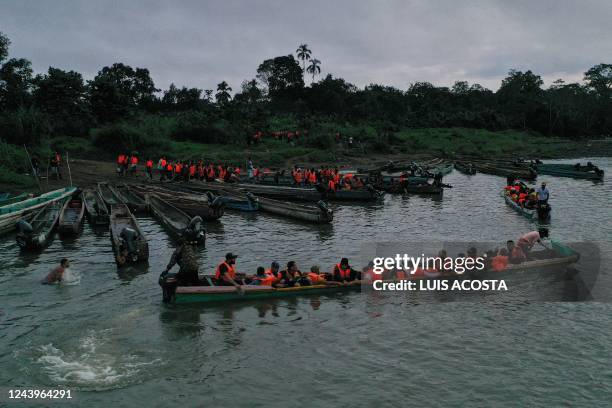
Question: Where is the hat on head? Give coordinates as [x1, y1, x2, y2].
[225, 252, 238, 260]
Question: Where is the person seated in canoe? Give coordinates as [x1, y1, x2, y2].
[517, 229, 549, 257]
[518, 191, 528, 207]
[490, 248, 510, 272]
[249, 267, 277, 286]
[214, 253, 245, 294]
[163, 234, 201, 286]
[332, 258, 361, 283]
[524, 189, 538, 209]
[275, 261, 310, 287]
[266, 261, 281, 280]
[307, 265, 339, 285]
[42, 258, 70, 284]
[506, 240, 526, 264]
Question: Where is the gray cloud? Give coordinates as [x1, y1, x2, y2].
[1, 0, 610, 92]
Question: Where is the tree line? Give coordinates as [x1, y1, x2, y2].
[0, 30, 611, 154]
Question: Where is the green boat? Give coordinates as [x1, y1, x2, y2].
[536, 163, 604, 180]
[0, 187, 77, 236]
[0, 192, 30, 206]
[171, 282, 361, 304]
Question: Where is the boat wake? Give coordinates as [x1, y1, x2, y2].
[36, 329, 161, 390]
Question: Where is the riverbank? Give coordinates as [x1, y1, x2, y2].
[2, 127, 610, 193]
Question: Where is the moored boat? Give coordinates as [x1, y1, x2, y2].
[16, 199, 65, 250]
[132, 186, 225, 220]
[112, 184, 149, 213]
[535, 163, 604, 180]
[0, 192, 30, 206]
[97, 182, 122, 207]
[58, 193, 85, 236]
[0, 187, 77, 236]
[474, 162, 537, 180]
[252, 194, 333, 223]
[109, 204, 149, 265]
[454, 162, 477, 175]
[83, 189, 110, 225]
[146, 194, 206, 245]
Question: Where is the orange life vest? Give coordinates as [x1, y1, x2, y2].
[335, 263, 351, 280]
[215, 262, 236, 281]
[308, 272, 324, 284]
[130, 156, 138, 165]
[189, 165, 196, 176]
[146, 160, 153, 168]
[160, 159, 167, 168]
[308, 172, 317, 184]
[166, 163, 173, 172]
[328, 180, 336, 191]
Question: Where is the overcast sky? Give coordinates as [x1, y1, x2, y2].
[1, 0, 610, 92]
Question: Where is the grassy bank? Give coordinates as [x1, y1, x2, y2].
[1, 126, 602, 192]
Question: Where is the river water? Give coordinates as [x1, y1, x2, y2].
[1, 157, 611, 407]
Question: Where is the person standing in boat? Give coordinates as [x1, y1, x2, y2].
[42, 258, 70, 284]
[247, 157, 254, 182]
[536, 182, 550, 205]
[215, 253, 244, 294]
[163, 232, 201, 286]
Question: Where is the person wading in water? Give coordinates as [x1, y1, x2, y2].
[162, 230, 201, 286]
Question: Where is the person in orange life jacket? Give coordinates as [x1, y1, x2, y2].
[250, 267, 277, 286]
[117, 153, 126, 174]
[327, 178, 337, 192]
[506, 240, 526, 264]
[145, 158, 153, 179]
[332, 258, 360, 283]
[215, 252, 244, 293]
[129, 155, 138, 175]
[276, 261, 309, 287]
[189, 162, 196, 180]
[490, 248, 510, 272]
[265, 261, 281, 279]
[158, 157, 167, 181]
[166, 161, 174, 180]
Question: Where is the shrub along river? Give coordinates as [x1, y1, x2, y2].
[1, 157, 611, 407]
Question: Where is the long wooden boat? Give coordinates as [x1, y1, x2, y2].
[501, 190, 551, 221]
[535, 163, 604, 180]
[454, 162, 477, 175]
[112, 184, 148, 213]
[131, 186, 225, 221]
[58, 194, 85, 236]
[234, 183, 324, 201]
[385, 183, 444, 195]
[217, 191, 260, 212]
[253, 194, 334, 223]
[16, 199, 66, 250]
[164, 242, 577, 303]
[97, 182, 122, 207]
[0, 187, 77, 236]
[474, 163, 537, 180]
[425, 163, 453, 176]
[0, 192, 30, 206]
[147, 194, 205, 245]
[109, 204, 149, 265]
[82, 189, 110, 225]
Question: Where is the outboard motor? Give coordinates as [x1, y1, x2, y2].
[184, 216, 206, 245]
[537, 203, 551, 221]
[159, 270, 178, 303]
[15, 219, 33, 246]
[120, 226, 139, 262]
[316, 200, 333, 218]
[206, 191, 224, 209]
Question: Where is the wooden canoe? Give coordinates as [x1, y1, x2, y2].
[0, 187, 77, 236]
[83, 189, 110, 225]
[454, 162, 477, 175]
[167, 242, 578, 304]
[253, 194, 334, 223]
[536, 163, 604, 180]
[16, 199, 65, 250]
[109, 204, 149, 265]
[388, 183, 443, 195]
[474, 163, 537, 180]
[58, 194, 85, 236]
[97, 182, 122, 207]
[501, 190, 550, 222]
[112, 184, 149, 213]
[147, 194, 205, 245]
[131, 186, 225, 221]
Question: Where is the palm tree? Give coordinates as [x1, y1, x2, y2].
[215, 81, 232, 105]
[296, 44, 311, 80]
[306, 59, 321, 83]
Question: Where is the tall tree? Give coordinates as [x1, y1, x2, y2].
[0, 58, 33, 110]
[496, 69, 544, 130]
[88, 62, 158, 122]
[256, 55, 304, 97]
[295, 44, 311, 80]
[306, 59, 321, 83]
[215, 81, 232, 105]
